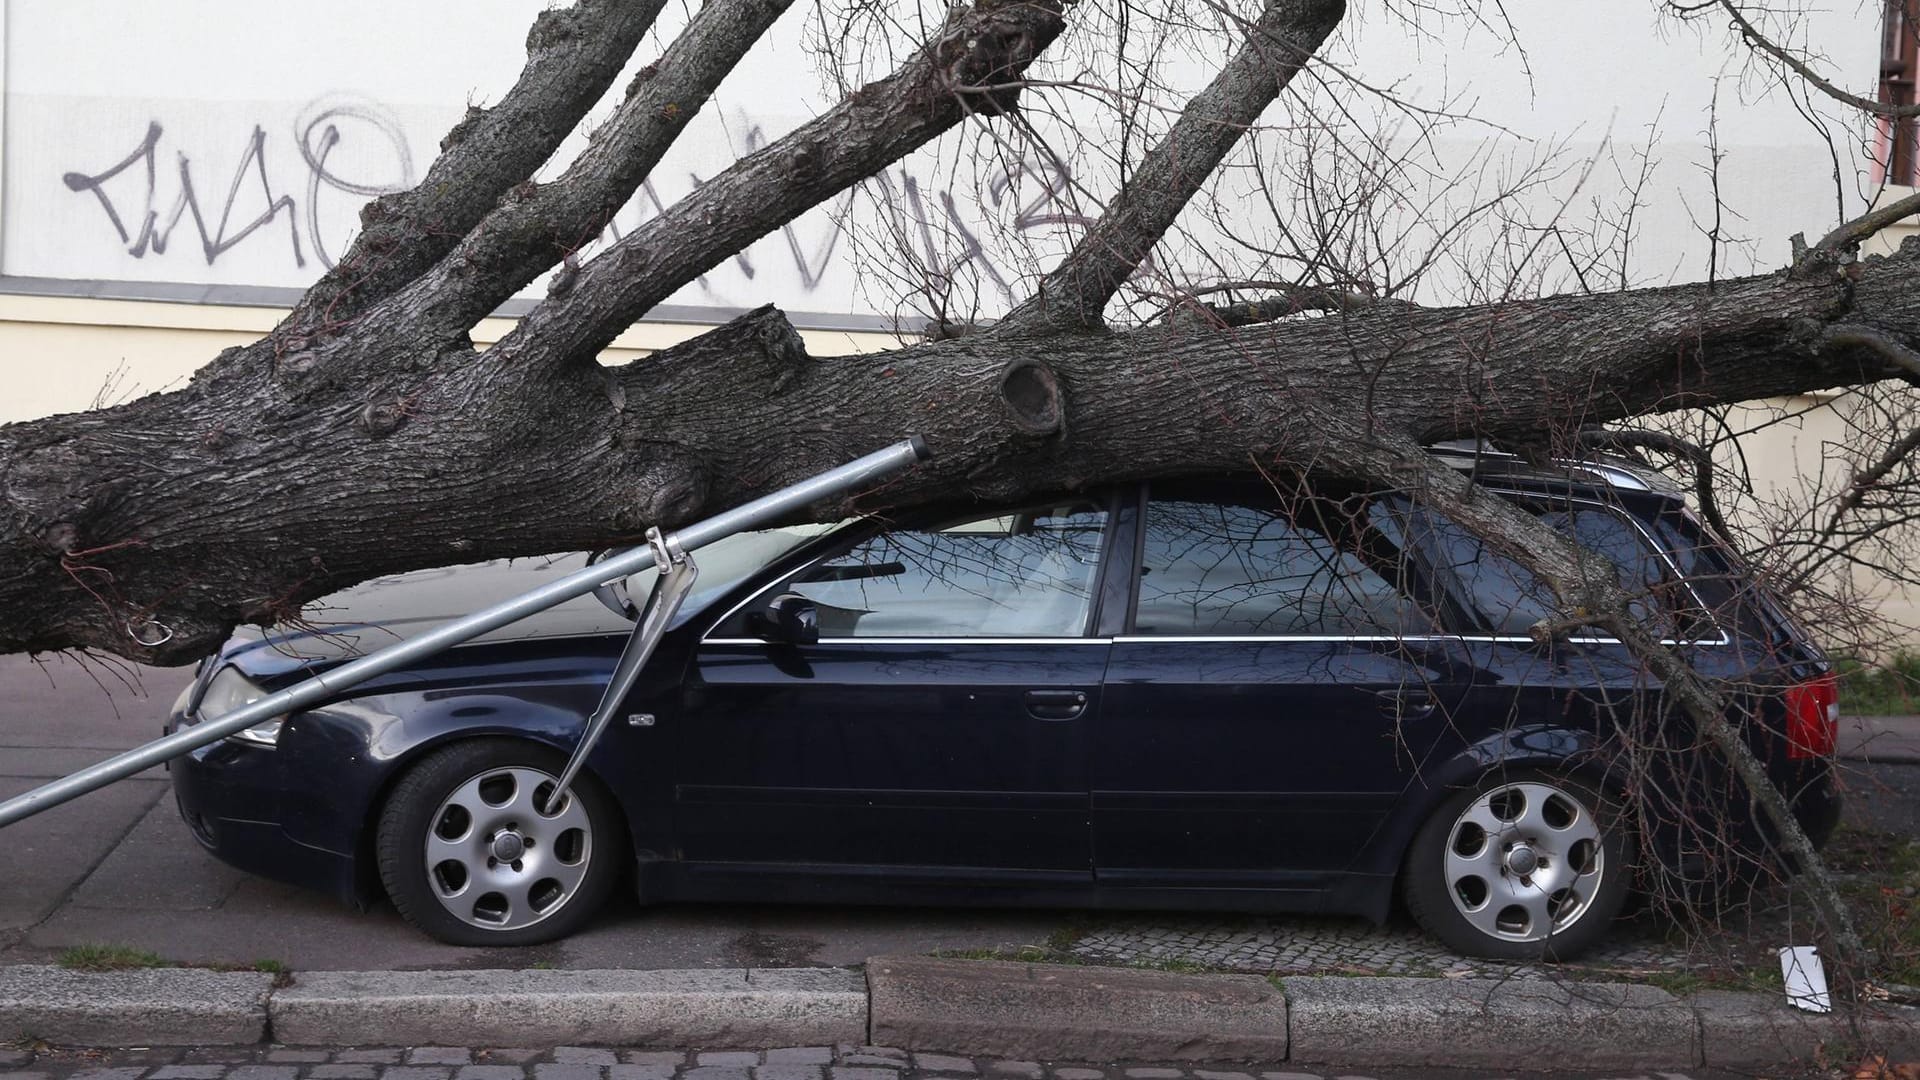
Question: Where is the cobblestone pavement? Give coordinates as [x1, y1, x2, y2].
[0, 1044, 1726, 1080]
[1065, 911, 1684, 978]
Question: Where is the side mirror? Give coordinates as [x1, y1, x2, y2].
[749, 593, 820, 645]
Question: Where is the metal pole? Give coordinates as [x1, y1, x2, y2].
[0, 437, 931, 828]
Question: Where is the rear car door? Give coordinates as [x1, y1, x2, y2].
[1094, 480, 1471, 893]
[671, 498, 1113, 879]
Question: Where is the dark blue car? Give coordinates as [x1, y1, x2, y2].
[166, 452, 1842, 959]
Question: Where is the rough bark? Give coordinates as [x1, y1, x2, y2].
[3, 237, 1914, 664]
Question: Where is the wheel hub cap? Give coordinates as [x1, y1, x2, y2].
[490, 830, 527, 862]
[1504, 843, 1539, 876]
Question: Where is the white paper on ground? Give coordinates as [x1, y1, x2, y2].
[1779, 945, 1832, 1013]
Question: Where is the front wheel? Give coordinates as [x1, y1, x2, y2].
[1401, 769, 1633, 961]
[376, 740, 623, 946]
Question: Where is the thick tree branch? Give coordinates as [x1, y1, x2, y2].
[1000, 0, 1346, 333]
[498, 0, 1068, 367]
[281, 0, 668, 335]
[1806, 191, 1920, 265]
[397, 0, 799, 335]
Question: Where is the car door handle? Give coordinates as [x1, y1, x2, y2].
[1375, 689, 1435, 721]
[1025, 689, 1088, 721]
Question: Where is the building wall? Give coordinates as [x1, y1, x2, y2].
[0, 296, 901, 424]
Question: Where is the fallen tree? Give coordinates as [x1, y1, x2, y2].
[3, 0, 1918, 968]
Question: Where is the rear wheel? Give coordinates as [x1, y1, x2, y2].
[1402, 769, 1632, 961]
[376, 740, 623, 946]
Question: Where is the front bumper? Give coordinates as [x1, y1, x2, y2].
[167, 711, 364, 905]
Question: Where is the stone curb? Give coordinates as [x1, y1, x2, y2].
[1281, 975, 1698, 1069]
[867, 954, 1289, 1062]
[1688, 988, 1920, 1067]
[0, 965, 273, 1045]
[269, 968, 867, 1048]
[4, 960, 1919, 1068]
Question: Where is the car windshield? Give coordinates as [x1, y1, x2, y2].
[618, 522, 843, 624]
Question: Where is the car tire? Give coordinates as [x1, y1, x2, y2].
[1401, 768, 1633, 961]
[376, 739, 624, 946]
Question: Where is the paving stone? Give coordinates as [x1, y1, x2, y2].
[454, 1068, 524, 1080]
[762, 1050, 831, 1067]
[830, 1069, 901, 1080]
[1123, 1071, 1183, 1079]
[310, 1067, 380, 1079]
[70, 1071, 146, 1080]
[268, 1051, 333, 1064]
[531, 1067, 602, 1080]
[150, 1068, 229, 1080]
[0, 1058, 29, 1072]
[382, 1069, 453, 1080]
[228, 1068, 301, 1080]
[182, 1051, 257, 1065]
[1051, 1070, 1104, 1080]
[835, 1061, 902, 1071]
[617, 1055, 684, 1069]
[846, 1050, 906, 1062]
[608, 1068, 673, 1080]
[553, 1051, 617, 1067]
[694, 1055, 759, 1068]
[333, 1053, 404, 1066]
[0, 1071, 51, 1080]
[680, 1069, 750, 1080]
[1194, 1072, 1253, 1080]
[407, 1051, 474, 1066]
[1259, 1074, 1324, 1080]
[911, 1058, 973, 1075]
[988, 1064, 1041, 1080]
[753, 1068, 821, 1080]
[473, 1053, 543, 1067]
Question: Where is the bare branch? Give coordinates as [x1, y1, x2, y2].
[1173, 281, 1420, 328]
[499, 0, 1068, 366]
[281, 0, 668, 334]
[1698, 0, 1920, 120]
[1576, 428, 1737, 543]
[999, 0, 1347, 333]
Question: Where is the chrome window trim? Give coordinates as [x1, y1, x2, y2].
[704, 636, 1115, 647]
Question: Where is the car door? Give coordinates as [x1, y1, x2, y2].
[1094, 480, 1472, 889]
[669, 498, 1114, 879]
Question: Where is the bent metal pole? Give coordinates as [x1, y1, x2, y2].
[0, 437, 932, 829]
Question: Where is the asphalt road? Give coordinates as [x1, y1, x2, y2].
[1, 650, 1915, 973]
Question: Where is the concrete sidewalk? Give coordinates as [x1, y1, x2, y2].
[1841, 713, 1920, 763]
[0, 958, 1916, 1071]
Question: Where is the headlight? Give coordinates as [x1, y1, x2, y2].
[196, 666, 287, 747]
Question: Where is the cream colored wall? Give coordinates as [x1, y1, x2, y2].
[0, 295, 902, 424]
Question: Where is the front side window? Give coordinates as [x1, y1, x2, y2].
[1134, 486, 1429, 637]
[721, 502, 1109, 638]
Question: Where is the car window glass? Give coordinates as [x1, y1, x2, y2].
[1408, 504, 1701, 638]
[727, 502, 1109, 638]
[1134, 491, 1427, 636]
[620, 523, 840, 624]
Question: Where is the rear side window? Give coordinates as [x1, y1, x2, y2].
[1407, 502, 1713, 640]
[1134, 486, 1432, 637]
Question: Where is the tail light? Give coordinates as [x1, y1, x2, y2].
[1784, 673, 1839, 759]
